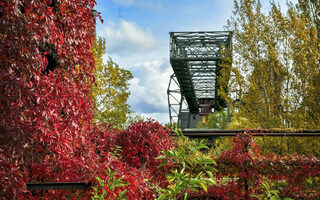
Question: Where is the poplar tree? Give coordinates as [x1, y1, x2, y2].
[221, 0, 286, 128]
[219, 0, 320, 155]
[91, 36, 133, 129]
[289, 0, 320, 129]
[222, 0, 320, 129]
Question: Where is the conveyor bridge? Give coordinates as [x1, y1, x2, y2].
[167, 31, 232, 129]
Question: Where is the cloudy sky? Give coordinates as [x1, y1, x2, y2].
[95, 0, 294, 124]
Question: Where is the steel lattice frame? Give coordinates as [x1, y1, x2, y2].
[168, 31, 232, 128]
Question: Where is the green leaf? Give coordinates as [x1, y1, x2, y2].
[158, 161, 168, 168]
[200, 182, 208, 192]
[182, 160, 186, 169]
[205, 179, 215, 185]
[184, 192, 189, 200]
[196, 172, 203, 179]
[162, 150, 173, 157]
[157, 155, 166, 160]
[196, 145, 209, 150]
[206, 171, 213, 178]
[205, 166, 218, 172]
[118, 182, 129, 187]
[200, 158, 216, 165]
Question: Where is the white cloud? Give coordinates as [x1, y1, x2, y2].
[99, 36, 172, 124]
[140, 112, 169, 125]
[128, 77, 145, 103]
[127, 60, 173, 122]
[100, 20, 156, 55]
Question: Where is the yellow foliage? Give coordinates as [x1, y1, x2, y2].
[217, 0, 320, 155]
[221, 0, 320, 129]
[90, 35, 134, 129]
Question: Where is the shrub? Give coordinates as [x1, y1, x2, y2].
[115, 119, 174, 186]
[156, 132, 217, 200]
[92, 154, 155, 200]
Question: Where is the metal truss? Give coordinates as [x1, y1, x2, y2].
[168, 31, 232, 129]
[167, 74, 189, 128]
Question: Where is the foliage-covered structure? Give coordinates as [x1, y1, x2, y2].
[1, 0, 98, 198]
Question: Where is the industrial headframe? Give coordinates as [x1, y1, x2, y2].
[167, 31, 232, 129]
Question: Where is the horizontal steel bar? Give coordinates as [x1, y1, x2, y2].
[171, 57, 220, 61]
[170, 31, 232, 34]
[26, 182, 91, 190]
[216, 160, 320, 166]
[178, 129, 320, 137]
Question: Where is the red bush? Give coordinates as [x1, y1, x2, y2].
[0, 0, 159, 199]
[214, 132, 320, 199]
[93, 154, 155, 200]
[116, 119, 174, 186]
[189, 182, 245, 200]
[90, 123, 116, 159]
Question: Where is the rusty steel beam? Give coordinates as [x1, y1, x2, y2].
[179, 129, 320, 137]
[26, 182, 91, 190]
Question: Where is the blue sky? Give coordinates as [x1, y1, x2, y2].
[95, 0, 295, 124]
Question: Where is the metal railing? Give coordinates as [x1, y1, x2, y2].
[26, 182, 91, 190]
[180, 129, 320, 137]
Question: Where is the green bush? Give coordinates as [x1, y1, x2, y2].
[156, 132, 217, 200]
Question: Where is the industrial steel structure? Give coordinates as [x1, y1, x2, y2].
[167, 31, 232, 129]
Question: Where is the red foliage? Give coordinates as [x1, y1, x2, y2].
[189, 182, 245, 200]
[213, 133, 320, 199]
[90, 123, 116, 159]
[0, 0, 164, 199]
[0, 0, 99, 199]
[0, 64, 99, 199]
[0, 3, 168, 196]
[185, 132, 320, 199]
[0, 0, 96, 79]
[116, 119, 174, 186]
[93, 154, 155, 200]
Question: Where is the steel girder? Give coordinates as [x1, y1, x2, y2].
[167, 74, 189, 128]
[168, 31, 232, 128]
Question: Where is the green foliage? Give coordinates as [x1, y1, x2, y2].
[109, 145, 123, 159]
[166, 122, 178, 131]
[253, 136, 320, 156]
[205, 137, 233, 157]
[195, 110, 234, 157]
[226, 116, 259, 129]
[91, 168, 128, 200]
[156, 132, 217, 200]
[123, 112, 144, 128]
[91, 36, 133, 130]
[197, 110, 229, 129]
[251, 179, 292, 200]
